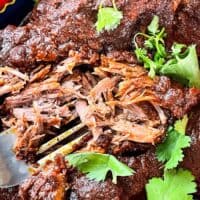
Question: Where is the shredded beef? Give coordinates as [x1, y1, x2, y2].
[1, 61, 98, 162]
[0, 104, 197, 199]
[67, 105, 200, 199]
[76, 58, 200, 152]
[0, 59, 199, 198]
[0, 0, 200, 199]
[1, 57, 199, 162]
[0, 66, 28, 96]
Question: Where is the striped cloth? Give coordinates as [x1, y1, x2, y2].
[0, 0, 35, 29]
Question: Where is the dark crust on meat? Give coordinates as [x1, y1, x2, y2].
[0, 187, 20, 200]
[0, 0, 101, 71]
[69, 173, 124, 200]
[69, 150, 162, 200]
[181, 105, 200, 194]
[155, 76, 200, 118]
[0, 0, 200, 71]
[18, 155, 67, 200]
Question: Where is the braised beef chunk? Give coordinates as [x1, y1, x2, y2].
[19, 155, 67, 200]
[0, 186, 20, 200]
[70, 173, 124, 200]
[155, 76, 200, 118]
[0, 0, 200, 71]
[172, 0, 200, 55]
[118, 151, 162, 198]
[68, 151, 161, 200]
[0, 0, 100, 71]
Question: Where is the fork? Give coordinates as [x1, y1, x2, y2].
[0, 114, 89, 188]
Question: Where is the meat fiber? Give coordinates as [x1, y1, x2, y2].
[0, 0, 200, 199]
[0, 66, 28, 96]
[69, 103, 200, 200]
[2, 60, 98, 162]
[1, 105, 199, 199]
[0, 58, 200, 199]
[0, 0, 200, 71]
[1, 57, 199, 161]
[21, 105, 200, 200]
[76, 58, 200, 152]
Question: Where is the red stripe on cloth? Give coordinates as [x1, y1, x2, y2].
[0, 0, 13, 11]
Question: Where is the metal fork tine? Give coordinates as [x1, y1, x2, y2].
[0, 128, 15, 135]
[37, 122, 85, 154]
[37, 132, 89, 166]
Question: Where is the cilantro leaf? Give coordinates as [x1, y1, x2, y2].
[95, 1, 123, 33]
[134, 16, 166, 78]
[147, 15, 159, 35]
[134, 48, 159, 78]
[174, 115, 188, 134]
[160, 44, 200, 88]
[146, 169, 197, 200]
[66, 152, 134, 184]
[156, 116, 191, 170]
[171, 43, 186, 56]
[133, 16, 200, 88]
[156, 129, 191, 169]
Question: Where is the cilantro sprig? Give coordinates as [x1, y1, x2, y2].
[134, 16, 200, 88]
[156, 116, 191, 170]
[95, 0, 123, 33]
[146, 169, 197, 200]
[161, 44, 200, 87]
[134, 16, 167, 77]
[66, 152, 134, 184]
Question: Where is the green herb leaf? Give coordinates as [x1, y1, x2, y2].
[95, 3, 123, 33]
[174, 115, 188, 134]
[66, 152, 134, 184]
[171, 43, 186, 56]
[147, 15, 159, 35]
[160, 45, 200, 88]
[134, 48, 159, 78]
[134, 16, 200, 88]
[156, 116, 191, 170]
[134, 16, 167, 78]
[146, 169, 197, 200]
